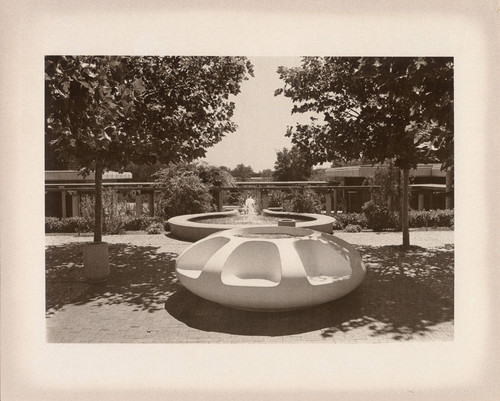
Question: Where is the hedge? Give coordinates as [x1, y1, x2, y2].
[122, 216, 164, 231]
[408, 209, 454, 228]
[362, 201, 399, 232]
[46, 209, 454, 233]
[332, 209, 453, 231]
[45, 216, 166, 233]
[333, 213, 368, 230]
[344, 224, 363, 233]
[45, 217, 92, 233]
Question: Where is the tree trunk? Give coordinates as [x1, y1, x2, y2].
[94, 157, 103, 243]
[401, 168, 410, 249]
[398, 168, 402, 229]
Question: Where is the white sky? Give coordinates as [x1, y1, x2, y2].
[201, 56, 311, 172]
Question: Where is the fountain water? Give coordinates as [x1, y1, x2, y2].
[243, 196, 256, 216]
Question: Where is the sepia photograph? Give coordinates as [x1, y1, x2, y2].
[44, 56, 455, 344]
[2, 1, 499, 400]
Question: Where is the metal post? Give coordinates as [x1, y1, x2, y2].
[325, 192, 332, 216]
[342, 178, 347, 213]
[333, 189, 338, 214]
[60, 189, 67, 218]
[135, 191, 143, 217]
[261, 189, 269, 210]
[70, 191, 80, 217]
[217, 188, 224, 212]
[148, 192, 154, 216]
[418, 193, 425, 211]
[347, 191, 356, 213]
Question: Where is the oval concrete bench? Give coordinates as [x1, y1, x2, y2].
[175, 226, 366, 311]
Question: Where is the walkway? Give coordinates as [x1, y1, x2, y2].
[45, 230, 454, 343]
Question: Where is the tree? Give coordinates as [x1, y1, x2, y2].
[231, 163, 254, 181]
[260, 169, 273, 180]
[125, 161, 166, 182]
[273, 146, 313, 181]
[154, 161, 236, 212]
[154, 168, 215, 218]
[276, 57, 453, 248]
[190, 161, 236, 188]
[362, 160, 402, 231]
[46, 56, 254, 243]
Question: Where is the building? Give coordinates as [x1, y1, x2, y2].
[324, 163, 453, 212]
[44, 163, 453, 219]
[45, 170, 133, 218]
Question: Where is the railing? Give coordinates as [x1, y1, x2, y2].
[45, 180, 447, 218]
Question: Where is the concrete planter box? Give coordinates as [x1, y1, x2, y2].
[175, 226, 365, 311]
[83, 242, 110, 282]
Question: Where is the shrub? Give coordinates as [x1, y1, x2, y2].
[431, 209, 454, 227]
[344, 224, 362, 233]
[363, 160, 412, 214]
[80, 189, 130, 234]
[332, 219, 345, 230]
[45, 215, 168, 233]
[154, 162, 235, 211]
[123, 216, 164, 231]
[267, 190, 289, 208]
[45, 217, 63, 233]
[362, 200, 399, 231]
[68, 217, 92, 233]
[408, 209, 454, 228]
[45, 217, 92, 233]
[80, 189, 125, 220]
[155, 171, 214, 218]
[284, 189, 322, 213]
[334, 212, 368, 229]
[146, 222, 164, 234]
[103, 215, 125, 235]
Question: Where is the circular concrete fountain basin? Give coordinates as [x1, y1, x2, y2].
[175, 226, 366, 311]
[168, 209, 336, 241]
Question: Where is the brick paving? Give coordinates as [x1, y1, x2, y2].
[46, 230, 454, 343]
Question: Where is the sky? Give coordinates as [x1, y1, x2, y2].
[201, 57, 311, 172]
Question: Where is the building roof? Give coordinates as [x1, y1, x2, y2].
[45, 170, 133, 183]
[325, 164, 446, 178]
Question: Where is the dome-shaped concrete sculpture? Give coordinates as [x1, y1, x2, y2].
[175, 226, 366, 311]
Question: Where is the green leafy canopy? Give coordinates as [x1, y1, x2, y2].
[45, 56, 254, 174]
[275, 57, 453, 170]
[273, 146, 313, 181]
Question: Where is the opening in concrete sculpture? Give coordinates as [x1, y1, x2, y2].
[175, 226, 366, 311]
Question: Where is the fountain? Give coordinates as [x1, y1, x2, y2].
[171, 197, 365, 311]
[168, 197, 336, 242]
[175, 226, 366, 311]
[243, 196, 256, 216]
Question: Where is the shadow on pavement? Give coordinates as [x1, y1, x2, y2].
[164, 244, 454, 340]
[46, 242, 180, 314]
[46, 242, 454, 340]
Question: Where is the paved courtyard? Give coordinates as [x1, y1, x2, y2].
[46, 230, 454, 343]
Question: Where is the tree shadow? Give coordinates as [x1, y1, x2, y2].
[46, 241, 454, 340]
[45, 242, 180, 315]
[164, 244, 454, 340]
